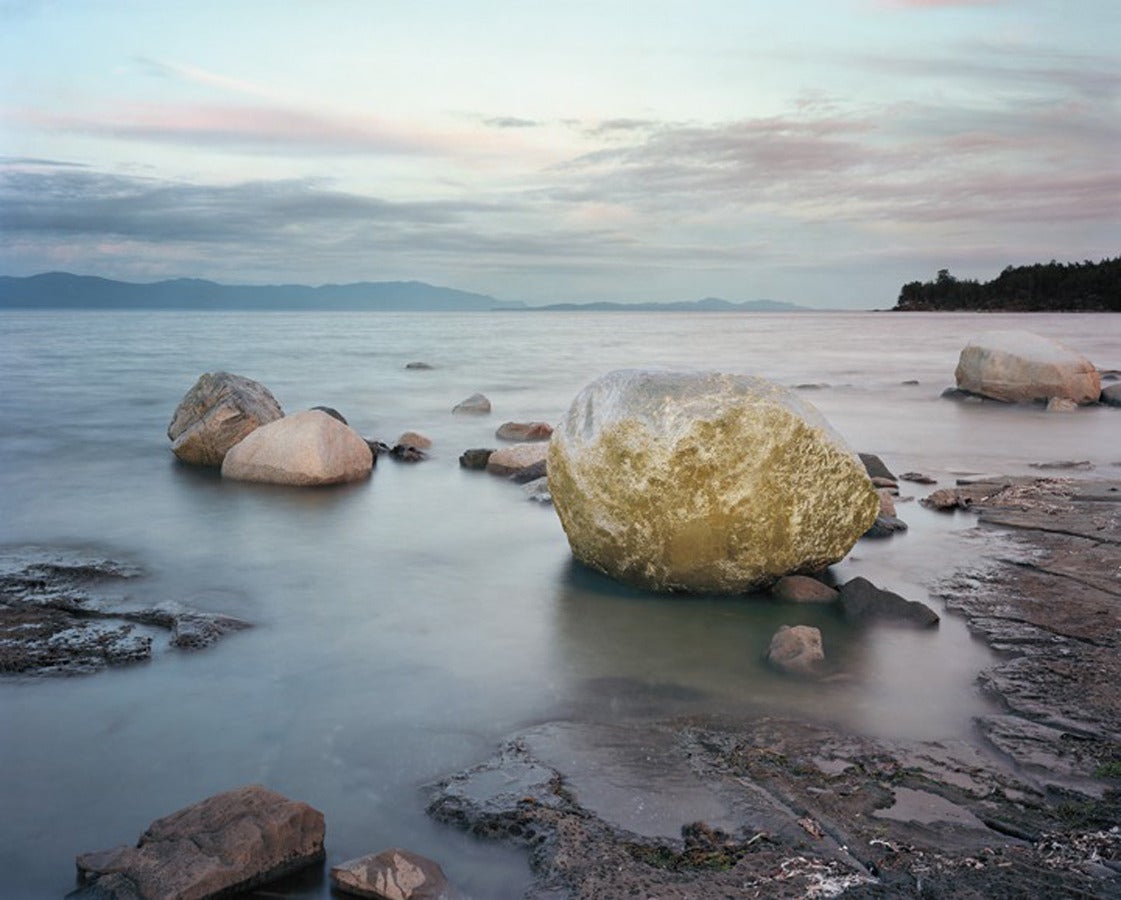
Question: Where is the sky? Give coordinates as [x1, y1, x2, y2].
[1, 0, 1118, 308]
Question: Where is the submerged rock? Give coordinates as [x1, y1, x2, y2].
[222, 410, 373, 486]
[547, 369, 879, 593]
[74, 785, 325, 899]
[167, 372, 283, 467]
[766, 625, 825, 676]
[954, 330, 1100, 404]
[1102, 384, 1121, 407]
[331, 848, 456, 899]
[859, 452, 896, 482]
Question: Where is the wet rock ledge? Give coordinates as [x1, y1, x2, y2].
[428, 477, 1121, 899]
[0, 547, 249, 676]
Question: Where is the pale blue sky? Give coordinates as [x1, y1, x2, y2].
[1, 0, 1118, 306]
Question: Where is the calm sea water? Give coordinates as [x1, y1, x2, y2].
[0, 310, 1117, 898]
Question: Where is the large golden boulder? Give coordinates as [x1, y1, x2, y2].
[547, 370, 878, 593]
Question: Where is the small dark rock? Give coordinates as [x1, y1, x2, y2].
[310, 406, 347, 424]
[508, 458, 547, 484]
[901, 379, 920, 386]
[862, 515, 909, 539]
[391, 444, 429, 463]
[406, 362, 434, 370]
[452, 393, 491, 415]
[366, 440, 391, 457]
[838, 576, 939, 627]
[1028, 460, 1093, 470]
[1101, 384, 1121, 407]
[899, 472, 937, 485]
[941, 387, 985, 403]
[859, 453, 896, 482]
[795, 383, 829, 390]
[459, 448, 495, 470]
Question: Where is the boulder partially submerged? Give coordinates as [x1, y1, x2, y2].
[331, 848, 455, 899]
[74, 785, 325, 898]
[221, 410, 373, 486]
[168, 372, 283, 466]
[547, 370, 879, 593]
[954, 331, 1100, 404]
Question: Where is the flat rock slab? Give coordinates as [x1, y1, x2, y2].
[0, 548, 249, 676]
[74, 785, 325, 899]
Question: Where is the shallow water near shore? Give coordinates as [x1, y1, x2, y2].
[0, 310, 1117, 898]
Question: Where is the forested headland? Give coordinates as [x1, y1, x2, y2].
[893, 257, 1120, 312]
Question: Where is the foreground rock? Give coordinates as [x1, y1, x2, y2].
[486, 442, 549, 477]
[74, 785, 324, 899]
[331, 848, 456, 899]
[766, 625, 825, 676]
[954, 330, 1101, 404]
[0, 548, 248, 676]
[222, 409, 373, 486]
[548, 370, 879, 593]
[168, 372, 284, 466]
[430, 479, 1121, 899]
[838, 576, 939, 627]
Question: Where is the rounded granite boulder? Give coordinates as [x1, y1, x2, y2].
[954, 330, 1100, 404]
[547, 369, 879, 593]
[221, 410, 373, 486]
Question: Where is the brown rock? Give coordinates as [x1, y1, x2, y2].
[771, 575, 838, 603]
[954, 330, 1100, 404]
[167, 372, 283, 467]
[486, 442, 549, 477]
[396, 431, 433, 449]
[876, 488, 897, 518]
[75, 785, 325, 898]
[331, 848, 455, 899]
[458, 448, 494, 470]
[496, 421, 553, 442]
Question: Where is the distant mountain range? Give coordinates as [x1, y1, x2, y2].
[0, 272, 809, 312]
[0, 272, 525, 311]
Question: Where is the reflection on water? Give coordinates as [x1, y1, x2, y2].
[0, 310, 1113, 898]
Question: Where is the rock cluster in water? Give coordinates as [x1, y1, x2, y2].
[547, 369, 880, 593]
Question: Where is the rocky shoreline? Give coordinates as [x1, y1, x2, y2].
[426, 476, 1121, 898]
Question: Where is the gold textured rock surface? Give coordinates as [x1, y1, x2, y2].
[547, 370, 879, 593]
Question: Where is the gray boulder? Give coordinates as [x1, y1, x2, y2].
[168, 372, 283, 467]
[766, 625, 825, 676]
[954, 330, 1100, 404]
[74, 785, 325, 898]
[838, 577, 939, 627]
[859, 453, 896, 482]
[331, 847, 457, 899]
[221, 410, 373, 486]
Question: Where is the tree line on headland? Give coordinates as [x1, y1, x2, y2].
[893, 257, 1120, 312]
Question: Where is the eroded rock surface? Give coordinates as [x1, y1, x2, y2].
[331, 848, 456, 899]
[547, 370, 879, 593]
[168, 372, 283, 467]
[0, 547, 249, 676]
[74, 785, 325, 899]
